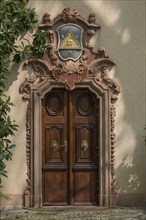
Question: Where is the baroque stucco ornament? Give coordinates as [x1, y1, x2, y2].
[29, 7, 103, 89]
[23, 7, 120, 91]
[20, 8, 120, 208]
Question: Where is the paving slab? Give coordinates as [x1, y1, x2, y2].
[0, 206, 146, 220]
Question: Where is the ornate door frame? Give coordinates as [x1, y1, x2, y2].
[19, 8, 120, 208]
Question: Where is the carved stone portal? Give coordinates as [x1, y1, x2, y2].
[20, 8, 120, 207]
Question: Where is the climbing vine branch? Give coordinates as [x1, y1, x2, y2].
[0, 0, 49, 200]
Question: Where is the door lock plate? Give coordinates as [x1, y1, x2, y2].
[51, 140, 59, 152]
[81, 140, 89, 152]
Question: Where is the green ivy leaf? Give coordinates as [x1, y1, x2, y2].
[3, 139, 11, 144]
[8, 144, 16, 149]
[0, 0, 38, 199]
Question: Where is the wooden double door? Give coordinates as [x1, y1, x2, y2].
[42, 89, 99, 205]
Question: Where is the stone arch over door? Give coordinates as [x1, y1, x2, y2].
[19, 8, 120, 208]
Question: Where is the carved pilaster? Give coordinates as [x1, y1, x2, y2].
[20, 68, 47, 207]
[110, 104, 117, 196]
[23, 101, 31, 207]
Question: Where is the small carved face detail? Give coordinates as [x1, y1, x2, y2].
[67, 39, 73, 46]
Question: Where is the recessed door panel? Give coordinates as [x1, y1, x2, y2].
[75, 125, 95, 161]
[74, 171, 97, 204]
[42, 89, 99, 205]
[43, 171, 68, 205]
[45, 125, 64, 162]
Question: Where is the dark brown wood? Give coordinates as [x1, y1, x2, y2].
[72, 89, 99, 205]
[42, 90, 69, 205]
[42, 89, 99, 205]
[69, 92, 74, 205]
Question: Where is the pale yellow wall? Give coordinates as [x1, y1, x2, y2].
[2, 64, 28, 205]
[3, 0, 145, 206]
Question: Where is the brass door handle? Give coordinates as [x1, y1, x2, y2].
[60, 140, 68, 152]
[51, 140, 68, 152]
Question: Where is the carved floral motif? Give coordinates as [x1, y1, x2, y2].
[100, 69, 120, 97]
[62, 8, 80, 22]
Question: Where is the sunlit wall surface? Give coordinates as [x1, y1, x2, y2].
[2, 0, 145, 207]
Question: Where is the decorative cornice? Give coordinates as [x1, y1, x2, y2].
[40, 8, 101, 30]
[25, 59, 52, 77]
[20, 59, 53, 100]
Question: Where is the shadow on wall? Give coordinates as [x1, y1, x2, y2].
[82, 0, 145, 197]
[6, 0, 145, 203]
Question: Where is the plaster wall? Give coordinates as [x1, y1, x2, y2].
[2, 0, 145, 207]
